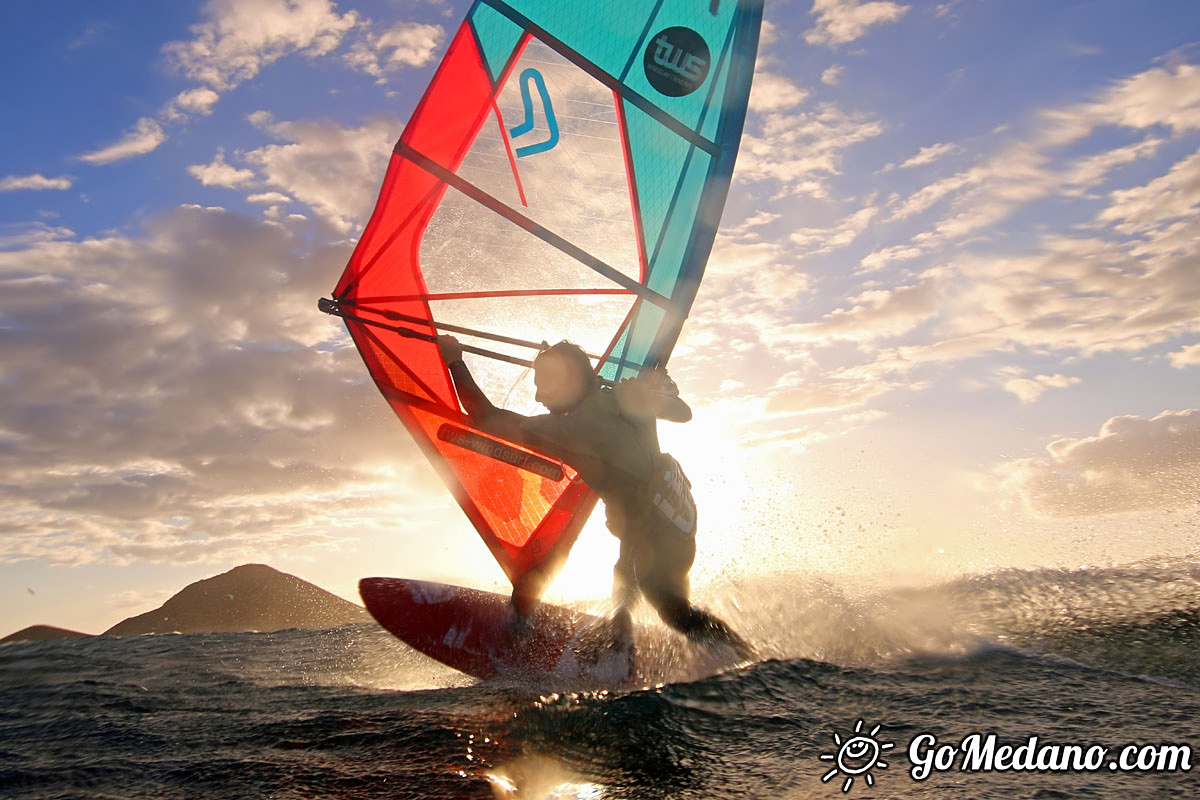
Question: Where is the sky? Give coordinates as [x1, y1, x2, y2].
[2, 0, 1198, 637]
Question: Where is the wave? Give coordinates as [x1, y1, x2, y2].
[6, 555, 1198, 692]
[706, 554, 1200, 686]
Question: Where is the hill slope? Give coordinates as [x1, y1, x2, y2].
[103, 564, 369, 636]
[1, 625, 91, 644]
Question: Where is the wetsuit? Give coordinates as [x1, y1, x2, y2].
[447, 360, 750, 655]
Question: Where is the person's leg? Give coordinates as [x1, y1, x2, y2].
[639, 530, 755, 660]
[644, 588, 755, 661]
[609, 533, 645, 648]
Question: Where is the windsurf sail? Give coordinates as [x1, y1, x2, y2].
[324, 0, 762, 605]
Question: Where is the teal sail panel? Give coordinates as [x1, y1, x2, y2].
[467, 0, 764, 379]
[468, 1, 526, 85]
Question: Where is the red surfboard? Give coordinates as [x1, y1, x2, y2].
[359, 578, 633, 682]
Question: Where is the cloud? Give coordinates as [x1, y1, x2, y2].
[242, 114, 400, 231]
[691, 235, 806, 324]
[858, 244, 923, 273]
[946, 232, 1200, 356]
[722, 211, 781, 238]
[765, 374, 896, 414]
[934, 1, 965, 20]
[247, 191, 293, 204]
[0, 174, 73, 192]
[78, 0, 365, 166]
[756, 18, 780, 48]
[773, 278, 941, 345]
[875, 59, 1200, 265]
[998, 410, 1200, 516]
[899, 142, 959, 169]
[165, 87, 222, 120]
[748, 71, 809, 113]
[344, 21, 444, 80]
[0, 206, 447, 567]
[717, 239, 806, 295]
[821, 65, 844, 86]
[1168, 343, 1200, 369]
[1042, 62, 1200, 145]
[805, 0, 911, 48]
[163, 0, 359, 91]
[716, 54, 1200, 437]
[888, 141, 1058, 239]
[1062, 136, 1162, 190]
[672, 233, 811, 391]
[77, 118, 167, 165]
[669, 51, 1200, 457]
[737, 56, 883, 197]
[1000, 371, 1081, 404]
[0, 223, 75, 250]
[187, 151, 257, 188]
[180, 115, 397, 228]
[1097, 144, 1200, 234]
[858, 115, 1200, 365]
[67, 21, 116, 51]
[790, 204, 878, 253]
[738, 102, 884, 197]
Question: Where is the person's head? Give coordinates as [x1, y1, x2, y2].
[533, 341, 596, 413]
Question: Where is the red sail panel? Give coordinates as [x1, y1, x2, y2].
[332, 21, 602, 606]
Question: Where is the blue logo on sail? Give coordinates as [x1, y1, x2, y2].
[509, 68, 559, 157]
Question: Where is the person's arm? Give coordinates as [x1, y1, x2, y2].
[438, 335, 529, 440]
[615, 367, 692, 423]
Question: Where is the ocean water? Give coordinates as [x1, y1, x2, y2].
[3, 559, 1199, 799]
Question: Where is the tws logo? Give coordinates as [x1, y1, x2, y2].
[643, 26, 710, 97]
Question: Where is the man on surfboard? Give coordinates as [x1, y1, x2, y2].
[438, 334, 753, 661]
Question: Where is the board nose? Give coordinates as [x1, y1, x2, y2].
[359, 577, 402, 610]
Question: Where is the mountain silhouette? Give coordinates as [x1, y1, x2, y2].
[1, 625, 91, 644]
[103, 564, 370, 636]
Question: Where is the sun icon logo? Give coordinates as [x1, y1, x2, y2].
[819, 719, 893, 793]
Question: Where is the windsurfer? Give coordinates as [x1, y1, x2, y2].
[438, 334, 753, 661]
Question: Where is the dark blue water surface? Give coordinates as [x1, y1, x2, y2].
[3, 561, 1199, 799]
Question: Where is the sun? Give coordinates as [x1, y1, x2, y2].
[819, 719, 893, 793]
